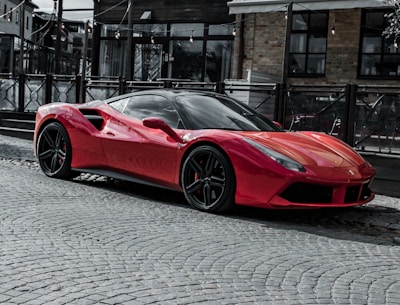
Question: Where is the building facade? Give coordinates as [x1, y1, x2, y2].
[228, 0, 399, 86]
[0, 0, 37, 74]
[91, 0, 235, 82]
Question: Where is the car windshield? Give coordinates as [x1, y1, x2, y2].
[174, 94, 281, 131]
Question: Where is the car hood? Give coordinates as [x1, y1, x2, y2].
[241, 131, 366, 169]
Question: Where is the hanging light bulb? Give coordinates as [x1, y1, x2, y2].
[395, 38, 398, 49]
[189, 30, 194, 43]
[331, 19, 336, 35]
[232, 27, 236, 37]
[115, 29, 121, 39]
[151, 35, 155, 44]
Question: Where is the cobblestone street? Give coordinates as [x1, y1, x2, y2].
[0, 135, 400, 304]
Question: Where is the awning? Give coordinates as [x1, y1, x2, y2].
[228, 0, 392, 14]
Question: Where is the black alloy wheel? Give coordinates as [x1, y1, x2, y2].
[37, 122, 74, 179]
[181, 146, 235, 212]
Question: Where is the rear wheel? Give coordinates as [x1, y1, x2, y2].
[37, 122, 74, 179]
[181, 146, 235, 213]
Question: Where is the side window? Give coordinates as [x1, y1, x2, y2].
[123, 95, 180, 128]
[108, 97, 130, 112]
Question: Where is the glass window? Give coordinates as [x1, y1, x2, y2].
[171, 23, 204, 37]
[132, 24, 167, 37]
[99, 39, 127, 77]
[108, 97, 130, 112]
[208, 24, 234, 35]
[205, 40, 233, 82]
[289, 11, 328, 77]
[123, 95, 180, 128]
[0, 35, 11, 73]
[359, 10, 400, 78]
[170, 40, 203, 80]
[174, 94, 280, 131]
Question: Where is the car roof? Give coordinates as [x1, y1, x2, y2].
[105, 89, 225, 103]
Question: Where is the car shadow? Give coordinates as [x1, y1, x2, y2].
[74, 175, 400, 246]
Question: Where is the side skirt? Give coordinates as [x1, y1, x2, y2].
[72, 168, 178, 192]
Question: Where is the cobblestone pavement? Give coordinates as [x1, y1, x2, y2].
[1, 135, 400, 304]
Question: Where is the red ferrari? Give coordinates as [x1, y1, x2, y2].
[34, 89, 375, 212]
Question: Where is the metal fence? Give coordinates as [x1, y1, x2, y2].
[1, 73, 399, 156]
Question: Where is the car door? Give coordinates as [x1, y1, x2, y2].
[101, 94, 181, 188]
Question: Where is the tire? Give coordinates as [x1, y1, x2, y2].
[181, 145, 235, 213]
[36, 122, 74, 179]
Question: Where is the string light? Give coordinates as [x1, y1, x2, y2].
[395, 37, 398, 48]
[115, 29, 121, 39]
[189, 30, 194, 43]
[232, 27, 236, 36]
[151, 35, 155, 44]
[331, 19, 336, 35]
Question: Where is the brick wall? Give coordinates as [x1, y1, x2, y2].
[234, 9, 400, 86]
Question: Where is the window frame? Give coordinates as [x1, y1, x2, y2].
[358, 9, 400, 79]
[288, 11, 329, 77]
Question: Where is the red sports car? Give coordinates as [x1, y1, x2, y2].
[34, 89, 375, 212]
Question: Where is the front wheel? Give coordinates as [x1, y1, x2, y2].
[37, 122, 74, 179]
[181, 146, 235, 213]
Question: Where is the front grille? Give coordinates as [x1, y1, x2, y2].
[344, 182, 372, 203]
[345, 186, 361, 203]
[280, 183, 333, 203]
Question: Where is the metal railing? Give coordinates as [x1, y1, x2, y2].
[1, 73, 399, 156]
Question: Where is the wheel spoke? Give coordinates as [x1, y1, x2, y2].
[203, 184, 212, 206]
[205, 153, 217, 176]
[210, 175, 225, 189]
[38, 149, 54, 160]
[58, 149, 66, 160]
[50, 154, 59, 173]
[186, 179, 203, 194]
[43, 131, 55, 148]
[55, 131, 63, 149]
[188, 158, 204, 177]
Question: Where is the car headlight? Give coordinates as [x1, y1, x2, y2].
[244, 139, 305, 172]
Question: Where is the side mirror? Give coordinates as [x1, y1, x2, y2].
[143, 117, 184, 143]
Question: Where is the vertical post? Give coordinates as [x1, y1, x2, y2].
[55, 0, 63, 74]
[126, 0, 133, 80]
[282, 2, 293, 85]
[80, 21, 89, 103]
[344, 84, 357, 146]
[45, 74, 53, 104]
[19, 0, 25, 75]
[119, 76, 125, 95]
[18, 1, 26, 113]
[233, 14, 245, 79]
[18, 74, 25, 112]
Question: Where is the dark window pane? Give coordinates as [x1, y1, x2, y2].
[310, 13, 328, 31]
[308, 35, 326, 53]
[205, 41, 233, 82]
[124, 95, 180, 128]
[171, 40, 203, 81]
[382, 55, 400, 76]
[362, 35, 382, 53]
[289, 54, 306, 74]
[360, 55, 380, 75]
[290, 34, 307, 53]
[175, 95, 279, 131]
[365, 11, 385, 29]
[292, 14, 308, 30]
[307, 54, 326, 74]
